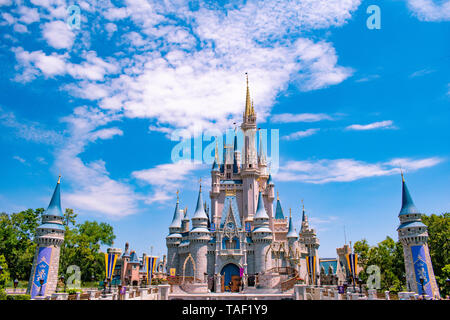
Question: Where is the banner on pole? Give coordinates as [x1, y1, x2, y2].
[105, 253, 118, 281]
[170, 268, 176, 277]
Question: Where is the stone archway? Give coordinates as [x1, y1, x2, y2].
[220, 263, 240, 292]
[182, 254, 196, 283]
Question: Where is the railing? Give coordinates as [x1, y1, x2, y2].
[267, 267, 298, 276]
[168, 276, 202, 285]
[280, 277, 296, 292]
[219, 249, 243, 256]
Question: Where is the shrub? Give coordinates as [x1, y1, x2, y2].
[6, 294, 31, 300]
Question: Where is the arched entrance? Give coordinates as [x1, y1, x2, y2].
[220, 263, 240, 292]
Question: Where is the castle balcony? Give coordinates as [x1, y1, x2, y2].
[219, 249, 243, 257]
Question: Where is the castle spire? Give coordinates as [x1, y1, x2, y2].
[193, 183, 208, 220]
[274, 192, 285, 219]
[399, 173, 419, 216]
[45, 176, 63, 217]
[244, 73, 253, 118]
[287, 208, 298, 239]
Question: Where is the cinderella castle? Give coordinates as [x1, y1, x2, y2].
[166, 78, 323, 292]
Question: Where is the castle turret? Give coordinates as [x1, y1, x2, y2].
[252, 192, 272, 275]
[298, 202, 320, 285]
[190, 183, 210, 282]
[27, 176, 65, 299]
[166, 192, 183, 274]
[397, 173, 440, 298]
[286, 209, 298, 243]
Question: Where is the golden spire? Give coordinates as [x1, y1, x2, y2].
[277, 191, 279, 201]
[244, 73, 252, 117]
[57, 175, 61, 184]
[199, 178, 202, 192]
[215, 140, 219, 164]
[176, 190, 179, 203]
[302, 199, 304, 212]
[289, 208, 292, 218]
[400, 167, 405, 182]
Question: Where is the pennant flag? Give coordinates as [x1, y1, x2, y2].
[245, 222, 252, 232]
[210, 222, 216, 232]
[346, 253, 358, 283]
[105, 253, 118, 281]
[306, 255, 316, 285]
[146, 256, 158, 284]
[170, 268, 176, 277]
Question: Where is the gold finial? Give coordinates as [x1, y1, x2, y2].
[215, 139, 220, 164]
[199, 178, 202, 192]
[176, 190, 179, 203]
[57, 175, 61, 184]
[302, 199, 304, 211]
[289, 208, 292, 218]
[277, 191, 279, 201]
[400, 167, 405, 182]
[244, 73, 252, 117]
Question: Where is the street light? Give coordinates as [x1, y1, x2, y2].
[60, 275, 66, 293]
[13, 279, 19, 292]
[419, 277, 425, 300]
[39, 278, 44, 296]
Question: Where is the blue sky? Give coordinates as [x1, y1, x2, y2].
[0, 0, 449, 259]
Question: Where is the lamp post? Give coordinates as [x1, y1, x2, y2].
[60, 275, 66, 293]
[419, 277, 425, 300]
[39, 278, 44, 296]
[102, 278, 107, 297]
[357, 277, 363, 297]
[13, 279, 19, 292]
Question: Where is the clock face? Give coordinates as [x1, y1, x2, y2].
[226, 222, 235, 230]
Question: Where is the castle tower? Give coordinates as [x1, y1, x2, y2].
[397, 173, 440, 298]
[166, 192, 183, 275]
[190, 183, 210, 282]
[241, 75, 259, 221]
[27, 176, 65, 299]
[252, 191, 273, 274]
[298, 202, 320, 285]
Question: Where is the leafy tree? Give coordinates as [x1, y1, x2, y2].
[0, 209, 43, 281]
[59, 215, 116, 284]
[422, 213, 450, 296]
[353, 237, 405, 292]
[0, 254, 10, 300]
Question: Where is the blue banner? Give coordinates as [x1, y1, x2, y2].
[411, 245, 432, 297]
[31, 247, 52, 299]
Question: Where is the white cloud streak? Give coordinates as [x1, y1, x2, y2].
[275, 157, 444, 184]
[346, 120, 395, 131]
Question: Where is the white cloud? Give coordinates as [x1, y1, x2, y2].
[0, 107, 63, 145]
[18, 6, 40, 24]
[13, 155, 26, 164]
[346, 120, 395, 131]
[406, 0, 450, 21]
[272, 113, 333, 123]
[42, 20, 75, 49]
[13, 23, 28, 33]
[0, 0, 12, 6]
[282, 128, 320, 140]
[275, 157, 444, 184]
[57, 107, 139, 219]
[132, 159, 205, 204]
[410, 68, 435, 78]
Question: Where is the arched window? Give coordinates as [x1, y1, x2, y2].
[222, 237, 229, 249]
[233, 237, 240, 249]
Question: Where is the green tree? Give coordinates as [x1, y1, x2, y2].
[59, 216, 116, 284]
[0, 254, 10, 300]
[422, 213, 450, 296]
[0, 209, 43, 281]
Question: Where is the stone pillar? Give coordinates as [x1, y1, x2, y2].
[333, 289, 340, 300]
[214, 274, 222, 293]
[294, 284, 307, 300]
[75, 292, 81, 300]
[51, 292, 68, 300]
[368, 289, 377, 300]
[140, 288, 148, 300]
[158, 284, 170, 300]
[384, 291, 390, 300]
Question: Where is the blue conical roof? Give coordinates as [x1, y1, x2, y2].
[275, 197, 284, 219]
[254, 192, 268, 219]
[45, 177, 63, 217]
[399, 175, 420, 216]
[169, 197, 183, 228]
[212, 158, 219, 171]
[193, 186, 208, 220]
[287, 214, 298, 239]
